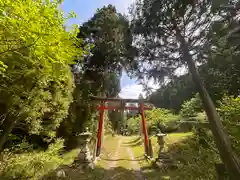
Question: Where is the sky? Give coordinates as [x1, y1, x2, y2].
[61, 0, 159, 99]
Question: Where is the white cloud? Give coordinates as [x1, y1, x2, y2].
[119, 84, 144, 99]
[117, 0, 135, 14]
[119, 78, 159, 99]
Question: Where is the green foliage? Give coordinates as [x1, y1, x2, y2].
[131, 132, 219, 180]
[0, 139, 79, 180]
[108, 110, 123, 133]
[0, 0, 83, 146]
[106, 75, 122, 133]
[67, 4, 133, 138]
[78, 4, 134, 76]
[127, 115, 141, 134]
[130, 0, 213, 83]
[149, 49, 240, 112]
[147, 0, 240, 111]
[180, 93, 203, 118]
[0, 61, 7, 75]
[218, 95, 240, 153]
[194, 112, 207, 122]
[165, 131, 219, 180]
[145, 108, 179, 128]
[127, 108, 179, 134]
[149, 74, 196, 112]
[173, 95, 240, 178]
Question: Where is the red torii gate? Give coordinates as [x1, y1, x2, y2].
[91, 96, 153, 157]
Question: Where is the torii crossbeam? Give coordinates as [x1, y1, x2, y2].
[91, 96, 153, 158]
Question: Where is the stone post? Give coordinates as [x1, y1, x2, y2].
[155, 130, 177, 169]
[156, 132, 167, 159]
[75, 131, 93, 169]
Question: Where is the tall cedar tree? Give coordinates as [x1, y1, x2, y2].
[77, 5, 136, 85]
[64, 5, 134, 140]
[131, 0, 240, 177]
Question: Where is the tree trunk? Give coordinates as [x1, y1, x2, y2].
[0, 115, 18, 151]
[177, 33, 240, 179]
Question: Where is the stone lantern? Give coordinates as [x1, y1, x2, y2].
[155, 129, 170, 163]
[75, 130, 93, 169]
[155, 129, 177, 169]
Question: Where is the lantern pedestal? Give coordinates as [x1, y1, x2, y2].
[75, 132, 94, 169]
[155, 132, 177, 169]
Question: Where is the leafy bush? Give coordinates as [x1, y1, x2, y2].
[127, 115, 141, 134]
[178, 94, 206, 132]
[218, 95, 240, 153]
[132, 131, 219, 179]
[194, 112, 207, 122]
[127, 108, 179, 134]
[0, 0, 83, 148]
[0, 139, 79, 180]
[180, 93, 203, 118]
[167, 131, 219, 180]
[178, 112, 208, 132]
[149, 129, 219, 180]
[146, 108, 179, 125]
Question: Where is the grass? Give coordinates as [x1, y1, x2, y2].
[93, 135, 148, 180]
[96, 135, 120, 168]
[130, 133, 192, 163]
[44, 135, 140, 180]
[44, 132, 218, 180]
[45, 164, 140, 180]
[129, 132, 220, 180]
[129, 133, 194, 180]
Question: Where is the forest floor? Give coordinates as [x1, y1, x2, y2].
[47, 133, 191, 180]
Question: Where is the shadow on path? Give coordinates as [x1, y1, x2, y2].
[44, 164, 173, 180]
[122, 137, 143, 147]
[44, 165, 136, 180]
[100, 157, 145, 162]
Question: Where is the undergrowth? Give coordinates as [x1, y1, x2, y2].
[0, 139, 79, 180]
[131, 131, 219, 180]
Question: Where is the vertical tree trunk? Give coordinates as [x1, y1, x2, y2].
[0, 115, 17, 151]
[178, 33, 240, 179]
